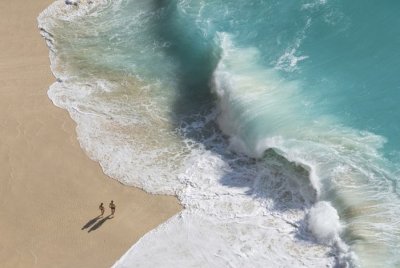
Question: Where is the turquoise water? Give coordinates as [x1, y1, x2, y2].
[40, 0, 400, 267]
[299, 1, 400, 155]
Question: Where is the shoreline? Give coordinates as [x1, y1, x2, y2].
[0, 0, 181, 267]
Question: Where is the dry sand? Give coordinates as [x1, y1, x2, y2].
[0, 1, 181, 267]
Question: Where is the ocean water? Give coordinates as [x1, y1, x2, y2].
[38, 0, 400, 267]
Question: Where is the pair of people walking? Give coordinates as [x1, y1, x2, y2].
[99, 200, 116, 216]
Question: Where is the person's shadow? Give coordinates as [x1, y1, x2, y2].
[81, 216, 101, 230]
[87, 215, 112, 233]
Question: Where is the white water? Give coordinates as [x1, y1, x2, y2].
[37, 1, 400, 267]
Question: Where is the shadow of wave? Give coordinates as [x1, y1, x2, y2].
[151, 0, 316, 226]
[152, 0, 218, 118]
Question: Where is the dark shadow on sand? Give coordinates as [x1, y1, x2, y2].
[88, 215, 112, 233]
[81, 215, 101, 230]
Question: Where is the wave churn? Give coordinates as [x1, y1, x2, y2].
[39, 0, 400, 267]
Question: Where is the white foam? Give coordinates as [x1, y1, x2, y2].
[38, 0, 190, 195]
[275, 18, 311, 72]
[38, 1, 337, 263]
[307, 201, 342, 245]
[210, 33, 400, 266]
[46, 78, 187, 194]
[114, 145, 335, 268]
[38, 2, 400, 267]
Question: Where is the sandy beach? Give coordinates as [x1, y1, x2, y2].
[0, 1, 181, 267]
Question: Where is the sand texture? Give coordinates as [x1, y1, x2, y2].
[0, 1, 181, 267]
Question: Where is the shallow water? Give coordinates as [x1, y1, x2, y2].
[39, 0, 400, 267]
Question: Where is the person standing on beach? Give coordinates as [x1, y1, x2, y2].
[99, 203, 104, 216]
[109, 200, 116, 216]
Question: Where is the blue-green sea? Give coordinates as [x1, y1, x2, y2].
[39, 0, 400, 267]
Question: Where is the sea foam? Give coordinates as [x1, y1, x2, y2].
[38, 1, 400, 267]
